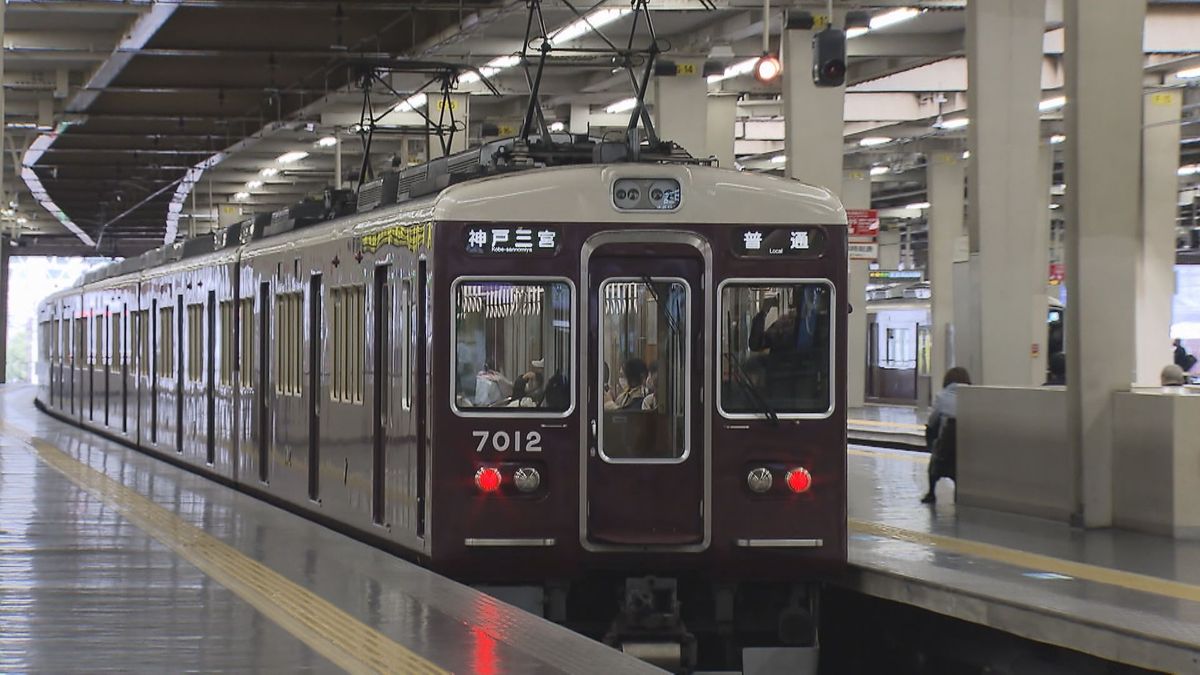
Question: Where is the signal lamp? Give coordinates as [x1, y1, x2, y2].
[474, 466, 502, 494]
[513, 467, 541, 493]
[785, 467, 813, 494]
[812, 27, 847, 87]
[747, 467, 774, 494]
[754, 54, 783, 83]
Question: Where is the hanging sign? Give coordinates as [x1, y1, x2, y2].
[849, 242, 879, 260]
[846, 209, 880, 237]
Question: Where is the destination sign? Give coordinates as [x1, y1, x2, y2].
[464, 225, 560, 256]
[731, 227, 826, 258]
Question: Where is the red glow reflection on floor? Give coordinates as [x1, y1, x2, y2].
[471, 626, 498, 675]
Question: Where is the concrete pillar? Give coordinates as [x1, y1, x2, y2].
[217, 204, 241, 229]
[1136, 90, 1182, 386]
[334, 134, 343, 189]
[878, 230, 901, 269]
[842, 170, 871, 408]
[966, 0, 1047, 386]
[927, 151, 965, 381]
[782, 18, 844, 190]
[0, 237, 8, 383]
[569, 102, 590, 135]
[653, 68, 707, 157]
[705, 95, 737, 168]
[1064, 0, 1145, 528]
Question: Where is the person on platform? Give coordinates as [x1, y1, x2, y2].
[921, 367, 972, 504]
[1175, 339, 1197, 373]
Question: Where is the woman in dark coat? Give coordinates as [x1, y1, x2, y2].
[921, 367, 971, 504]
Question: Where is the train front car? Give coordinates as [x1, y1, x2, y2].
[430, 163, 848, 666]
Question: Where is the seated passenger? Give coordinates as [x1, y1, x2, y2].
[505, 375, 540, 408]
[605, 358, 651, 411]
[921, 366, 971, 504]
[642, 361, 659, 411]
[473, 364, 513, 407]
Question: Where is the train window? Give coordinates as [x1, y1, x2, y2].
[400, 279, 412, 410]
[186, 303, 204, 382]
[452, 278, 573, 415]
[238, 299, 254, 388]
[159, 306, 175, 377]
[219, 300, 234, 386]
[112, 313, 123, 364]
[137, 310, 151, 377]
[598, 279, 690, 462]
[275, 292, 303, 396]
[93, 316, 103, 366]
[719, 280, 834, 418]
[330, 285, 365, 404]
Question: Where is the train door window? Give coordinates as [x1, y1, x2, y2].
[187, 303, 204, 382]
[452, 278, 573, 414]
[159, 306, 175, 376]
[330, 285, 366, 404]
[93, 316, 103, 367]
[112, 313, 123, 367]
[597, 279, 689, 461]
[718, 281, 834, 418]
[275, 292, 303, 396]
[239, 298, 254, 388]
[219, 300, 234, 386]
[138, 310, 151, 377]
[400, 279, 412, 410]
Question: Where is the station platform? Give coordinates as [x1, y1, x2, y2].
[845, 444, 1200, 673]
[0, 385, 659, 674]
[848, 403, 927, 449]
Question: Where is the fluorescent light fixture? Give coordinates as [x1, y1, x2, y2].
[393, 92, 428, 113]
[845, 26, 870, 39]
[1179, 164, 1200, 177]
[488, 55, 521, 69]
[1049, 203, 1061, 209]
[771, 155, 787, 164]
[1176, 67, 1200, 79]
[870, 7, 921, 30]
[549, 121, 565, 132]
[1050, 134, 1066, 145]
[905, 201, 931, 210]
[259, 167, 279, 177]
[859, 136, 892, 147]
[550, 8, 631, 46]
[939, 117, 970, 130]
[246, 180, 264, 189]
[870, 165, 890, 176]
[233, 191, 251, 201]
[962, 150, 971, 159]
[1038, 96, 1066, 112]
[1051, 183, 1066, 195]
[707, 57, 759, 84]
[605, 97, 638, 114]
[16, 217, 28, 225]
[1, 208, 13, 217]
[316, 136, 337, 148]
[276, 150, 309, 164]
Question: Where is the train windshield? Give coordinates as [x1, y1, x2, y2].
[720, 281, 834, 417]
[598, 279, 689, 462]
[453, 279, 572, 413]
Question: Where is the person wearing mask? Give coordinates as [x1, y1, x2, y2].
[605, 358, 651, 411]
[921, 367, 972, 504]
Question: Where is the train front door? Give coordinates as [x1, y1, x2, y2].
[584, 239, 707, 548]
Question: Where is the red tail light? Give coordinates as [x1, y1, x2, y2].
[474, 466, 502, 493]
[785, 467, 812, 494]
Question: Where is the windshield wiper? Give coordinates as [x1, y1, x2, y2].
[730, 358, 779, 425]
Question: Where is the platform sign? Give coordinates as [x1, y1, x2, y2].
[464, 225, 560, 256]
[847, 209, 880, 237]
[731, 227, 826, 258]
[848, 242, 879, 261]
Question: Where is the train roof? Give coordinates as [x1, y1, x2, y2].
[48, 136, 845, 299]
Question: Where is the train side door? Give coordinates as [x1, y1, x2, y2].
[584, 243, 707, 548]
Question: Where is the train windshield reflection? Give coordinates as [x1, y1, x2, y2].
[453, 280, 572, 413]
[720, 282, 833, 417]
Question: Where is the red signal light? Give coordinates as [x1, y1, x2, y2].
[785, 467, 812, 494]
[474, 466, 502, 493]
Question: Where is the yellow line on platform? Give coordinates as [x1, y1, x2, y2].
[848, 418, 925, 432]
[850, 519, 1200, 604]
[6, 422, 447, 675]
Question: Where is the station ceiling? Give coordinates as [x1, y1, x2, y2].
[2, 0, 1198, 257]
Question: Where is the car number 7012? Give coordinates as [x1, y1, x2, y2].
[473, 430, 543, 453]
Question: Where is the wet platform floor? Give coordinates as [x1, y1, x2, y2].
[848, 403, 927, 448]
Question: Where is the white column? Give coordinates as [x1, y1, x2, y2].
[334, 134, 343, 189]
[653, 67, 707, 157]
[569, 102, 590, 135]
[877, 230, 900, 269]
[842, 170, 871, 408]
[782, 20, 844, 190]
[927, 151, 965, 380]
[705, 94, 737, 168]
[1136, 90, 1182, 386]
[966, 0, 1046, 386]
[1064, 0, 1145, 528]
